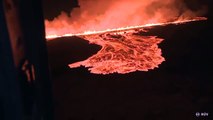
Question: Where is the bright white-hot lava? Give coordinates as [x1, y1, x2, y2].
[46, 17, 207, 39]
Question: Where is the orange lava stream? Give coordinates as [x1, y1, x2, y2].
[46, 17, 206, 39]
[69, 33, 164, 74]
[46, 17, 207, 74]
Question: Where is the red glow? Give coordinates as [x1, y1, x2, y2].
[45, 0, 207, 74]
[69, 30, 164, 74]
[46, 17, 206, 39]
[66, 18, 206, 74]
[45, 0, 207, 38]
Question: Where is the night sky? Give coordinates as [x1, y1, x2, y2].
[44, 0, 213, 120]
[42, 0, 79, 20]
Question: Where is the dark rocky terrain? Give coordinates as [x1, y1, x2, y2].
[47, 19, 213, 120]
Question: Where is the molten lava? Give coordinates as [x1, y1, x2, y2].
[69, 31, 164, 74]
[46, 18, 206, 74]
[44, 0, 207, 74]
[46, 17, 206, 39]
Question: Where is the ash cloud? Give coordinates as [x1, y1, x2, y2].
[45, 0, 207, 36]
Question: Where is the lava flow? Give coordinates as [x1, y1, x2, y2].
[69, 30, 164, 74]
[45, 0, 207, 74]
[66, 17, 205, 74]
[45, 17, 207, 74]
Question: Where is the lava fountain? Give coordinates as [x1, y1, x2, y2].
[45, 0, 207, 74]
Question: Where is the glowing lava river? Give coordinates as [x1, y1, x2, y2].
[46, 17, 207, 74]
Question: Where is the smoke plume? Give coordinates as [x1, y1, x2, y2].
[45, 0, 207, 36]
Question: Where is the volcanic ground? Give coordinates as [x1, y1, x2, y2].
[47, 20, 212, 120]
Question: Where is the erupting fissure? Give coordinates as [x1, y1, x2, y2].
[46, 17, 206, 39]
[47, 18, 206, 74]
[45, 0, 207, 74]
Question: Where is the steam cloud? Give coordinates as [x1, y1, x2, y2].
[45, 0, 207, 36]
